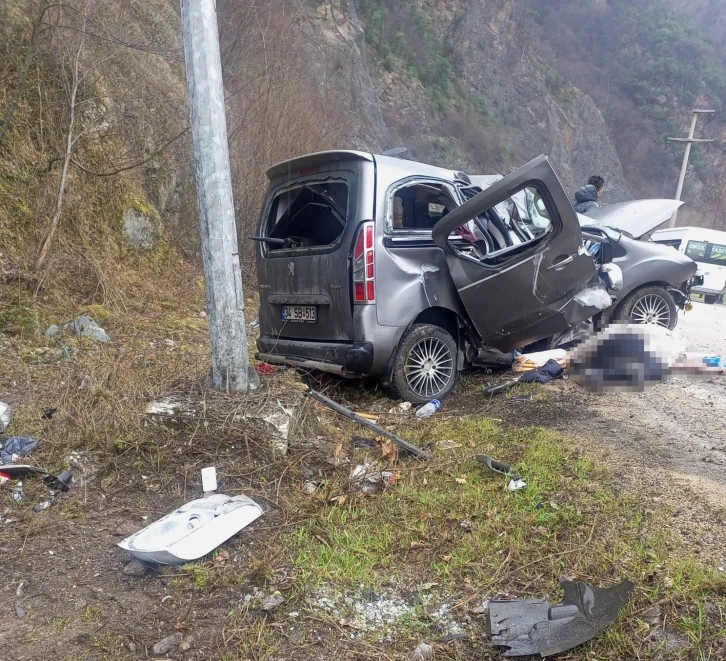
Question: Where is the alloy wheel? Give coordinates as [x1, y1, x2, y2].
[630, 294, 672, 328]
[404, 337, 454, 399]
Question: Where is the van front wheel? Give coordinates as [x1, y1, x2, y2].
[615, 286, 677, 330]
[390, 324, 458, 404]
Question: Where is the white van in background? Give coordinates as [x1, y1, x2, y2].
[651, 226, 726, 304]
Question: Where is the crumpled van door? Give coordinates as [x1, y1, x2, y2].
[432, 155, 602, 352]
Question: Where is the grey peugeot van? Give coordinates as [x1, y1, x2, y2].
[254, 151, 697, 403]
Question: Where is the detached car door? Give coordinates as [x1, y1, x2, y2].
[432, 155, 600, 352]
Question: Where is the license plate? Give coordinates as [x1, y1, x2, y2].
[281, 305, 317, 323]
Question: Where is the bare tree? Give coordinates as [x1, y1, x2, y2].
[34, 0, 91, 272]
[0, 0, 48, 145]
[218, 0, 349, 274]
[32, 0, 188, 271]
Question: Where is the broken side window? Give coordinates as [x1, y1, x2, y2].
[390, 183, 457, 231]
[265, 182, 349, 250]
[454, 185, 554, 263]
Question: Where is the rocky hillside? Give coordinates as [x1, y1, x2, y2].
[523, 0, 726, 228]
[2, 0, 725, 303]
[297, 0, 726, 226]
[0, 0, 198, 321]
[353, 0, 632, 202]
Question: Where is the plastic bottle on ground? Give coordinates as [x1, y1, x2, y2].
[415, 400, 441, 419]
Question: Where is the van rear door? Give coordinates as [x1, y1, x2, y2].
[256, 152, 374, 342]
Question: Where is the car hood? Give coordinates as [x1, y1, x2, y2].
[578, 200, 684, 239]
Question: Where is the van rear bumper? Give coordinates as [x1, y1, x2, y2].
[256, 336, 375, 375]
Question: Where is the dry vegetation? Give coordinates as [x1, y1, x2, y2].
[219, 0, 347, 272]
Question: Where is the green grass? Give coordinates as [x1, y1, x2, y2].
[292, 418, 602, 588]
[287, 414, 726, 658]
[51, 617, 72, 630]
[83, 605, 104, 622]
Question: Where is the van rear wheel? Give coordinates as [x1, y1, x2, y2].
[390, 324, 458, 404]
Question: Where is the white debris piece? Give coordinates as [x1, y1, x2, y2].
[64, 315, 111, 343]
[350, 461, 396, 493]
[0, 401, 11, 433]
[118, 493, 263, 565]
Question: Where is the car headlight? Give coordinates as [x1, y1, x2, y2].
[600, 263, 623, 292]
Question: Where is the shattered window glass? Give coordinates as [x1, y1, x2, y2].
[453, 185, 553, 261]
[390, 183, 457, 231]
[265, 182, 349, 249]
[652, 239, 683, 250]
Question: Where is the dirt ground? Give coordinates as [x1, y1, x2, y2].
[586, 302, 726, 489]
[1, 304, 724, 660]
[490, 301, 726, 565]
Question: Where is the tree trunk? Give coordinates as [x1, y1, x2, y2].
[0, 0, 48, 145]
[35, 11, 85, 272]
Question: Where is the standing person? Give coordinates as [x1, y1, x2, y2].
[573, 175, 605, 215]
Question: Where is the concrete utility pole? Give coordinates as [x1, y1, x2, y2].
[666, 109, 715, 228]
[180, 0, 254, 391]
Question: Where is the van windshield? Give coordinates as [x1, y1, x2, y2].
[265, 182, 349, 250]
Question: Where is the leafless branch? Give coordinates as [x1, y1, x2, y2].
[43, 126, 190, 176]
[35, 0, 90, 272]
[40, 2, 180, 54]
[0, 0, 49, 144]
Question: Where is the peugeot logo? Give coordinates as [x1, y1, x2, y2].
[287, 262, 295, 277]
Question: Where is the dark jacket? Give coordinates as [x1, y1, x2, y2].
[573, 184, 600, 215]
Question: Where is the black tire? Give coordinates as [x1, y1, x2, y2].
[615, 286, 678, 330]
[390, 324, 458, 404]
[704, 294, 718, 305]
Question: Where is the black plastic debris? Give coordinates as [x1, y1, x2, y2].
[476, 455, 520, 480]
[0, 464, 72, 512]
[307, 390, 431, 460]
[0, 464, 72, 491]
[487, 577, 634, 657]
[353, 436, 379, 450]
[484, 379, 520, 396]
[0, 437, 40, 464]
[518, 359, 564, 385]
[42, 408, 57, 420]
[476, 454, 527, 491]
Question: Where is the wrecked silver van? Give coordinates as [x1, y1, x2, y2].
[254, 151, 698, 403]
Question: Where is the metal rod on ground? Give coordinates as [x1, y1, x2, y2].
[666, 109, 715, 229]
[180, 0, 255, 391]
[307, 390, 432, 460]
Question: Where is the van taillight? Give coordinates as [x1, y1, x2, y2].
[353, 221, 375, 304]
